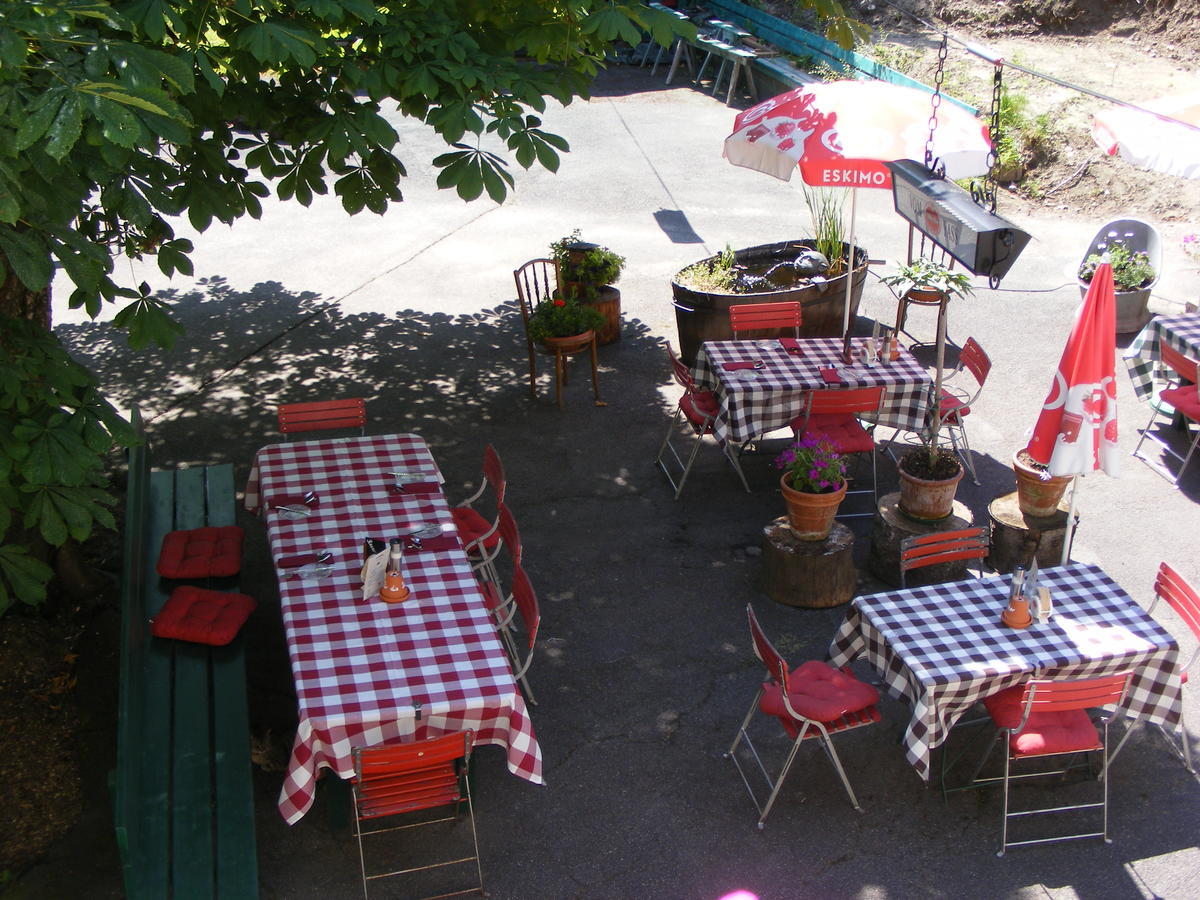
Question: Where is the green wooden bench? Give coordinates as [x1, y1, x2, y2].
[113, 409, 258, 899]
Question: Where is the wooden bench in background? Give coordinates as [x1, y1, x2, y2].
[113, 409, 258, 899]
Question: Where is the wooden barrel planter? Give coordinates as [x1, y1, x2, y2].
[584, 285, 621, 345]
[671, 240, 869, 365]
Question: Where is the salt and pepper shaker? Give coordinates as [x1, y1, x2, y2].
[1009, 565, 1026, 604]
[379, 538, 410, 602]
[1026, 558, 1040, 621]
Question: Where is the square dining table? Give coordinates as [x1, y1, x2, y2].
[691, 337, 934, 444]
[1124, 311, 1200, 400]
[245, 433, 543, 824]
[827, 562, 1182, 781]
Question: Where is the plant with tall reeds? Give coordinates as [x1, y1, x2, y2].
[802, 185, 848, 275]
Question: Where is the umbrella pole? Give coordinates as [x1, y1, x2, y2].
[1060, 475, 1080, 566]
[842, 188, 858, 339]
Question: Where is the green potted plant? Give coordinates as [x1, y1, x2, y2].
[880, 257, 976, 302]
[775, 435, 848, 541]
[1078, 240, 1158, 333]
[526, 295, 605, 346]
[550, 231, 625, 345]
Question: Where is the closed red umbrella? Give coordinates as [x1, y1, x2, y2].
[1025, 259, 1119, 562]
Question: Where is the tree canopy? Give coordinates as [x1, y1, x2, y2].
[0, 0, 864, 612]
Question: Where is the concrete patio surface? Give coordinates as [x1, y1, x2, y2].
[27, 64, 1200, 899]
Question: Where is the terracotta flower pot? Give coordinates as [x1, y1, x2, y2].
[898, 459, 964, 521]
[780, 474, 847, 540]
[1012, 450, 1073, 517]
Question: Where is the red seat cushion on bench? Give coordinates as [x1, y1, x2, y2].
[157, 526, 244, 578]
[152, 586, 256, 646]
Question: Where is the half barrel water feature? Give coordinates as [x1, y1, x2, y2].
[672, 240, 868, 365]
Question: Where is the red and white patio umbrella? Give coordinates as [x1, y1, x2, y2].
[723, 80, 993, 337]
[1092, 91, 1200, 180]
[1025, 259, 1119, 563]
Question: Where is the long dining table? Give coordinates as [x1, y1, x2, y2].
[691, 337, 935, 445]
[827, 562, 1183, 782]
[245, 433, 543, 824]
[1124, 311, 1200, 399]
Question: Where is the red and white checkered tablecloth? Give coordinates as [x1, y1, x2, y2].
[692, 338, 934, 443]
[246, 434, 543, 825]
[827, 562, 1182, 782]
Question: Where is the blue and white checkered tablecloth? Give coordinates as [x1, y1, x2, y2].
[827, 562, 1182, 781]
[1124, 313, 1200, 400]
[692, 338, 934, 444]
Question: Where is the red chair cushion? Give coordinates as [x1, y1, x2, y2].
[151, 586, 256, 646]
[760, 660, 879, 723]
[800, 414, 875, 454]
[1160, 385, 1200, 419]
[681, 390, 720, 428]
[156, 526, 244, 578]
[451, 506, 500, 551]
[939, 389, 971, 423]
[984, 685, 1101, 757]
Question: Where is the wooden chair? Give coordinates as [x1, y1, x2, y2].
[277, 398, 366, 437]
[1105, 562, 1198, 773]
[899, 526, 990, 588]
[351, 732, 483, 898]
[726, 604, 880, 828]
[728, 301, 802, 339]
[654, 343, 750, 498]
[1132, 341, 1200, 485]
[514, 258, 600, 409]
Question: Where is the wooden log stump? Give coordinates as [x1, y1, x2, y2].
[762, 518, 856, 608]
[868, 492, 975, 588]
[987, 490, 1073, 574]
[584, 285, 622, 345]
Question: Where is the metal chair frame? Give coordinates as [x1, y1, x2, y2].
[725, 604, 879, 829]
[790, 386, 885, 517]
[514, 258, 600, 410]
[728, 301, 803, 339]
[899, 526, 990, 588]
[655, 344, 751, 498]
[500, 563, 541, 706]
[351, 731, 483, 899]
[455, 445, 506, 577]
[277, 398, 366, 438]
[947, 673, 1130, 857]
[1104, 562, 1197, 773]
[1132, 341, 1200, 485]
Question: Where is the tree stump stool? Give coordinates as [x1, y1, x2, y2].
[584, 286, 622, 345]
[762, 518, 856, 608]
[987, 491, 1074, 574]
[868, 492, 975, 587]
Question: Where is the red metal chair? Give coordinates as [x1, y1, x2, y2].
[654, 343, 750, 498]
[935, 337, 992, 485]
[788, 386, 884, 516]
[899, 526, 990, 588]
[972, 672, 1131, 856]
[728, 301, 802, 339]
[476, 504, 523, 641]
[1132, 341, 1200, 485]
[1105, 562, 1198, 773]
[501, 562, 541, 706]
[451, 445, 506, 576]
[726, 604, 881, 828]
[514, 258, 600, 409]
[351, 731, 483, 898]
[277, 398, 366, 437]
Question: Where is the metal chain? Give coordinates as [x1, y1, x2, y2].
[982, 63, 1003, 214]
[924, 32, 948, 175]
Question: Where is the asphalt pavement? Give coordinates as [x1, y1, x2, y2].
[29, 63, 1200, 900]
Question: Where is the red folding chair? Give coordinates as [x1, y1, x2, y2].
[963, 673, 1131, 856]
[1105, 562, 1197, 773]
[935, 337, 991, 485]
[655, 343, 750, 498]
[789, 386, 884, 517]
[277, 398, 366, 437]
[451, 445, 506, 576]
[899, 526, 990, 588]
[726, 604, 880, 828]
[728, 301, 802, 339]
[351, 731, 483, 898]
[1132, 341, 1200, 485]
